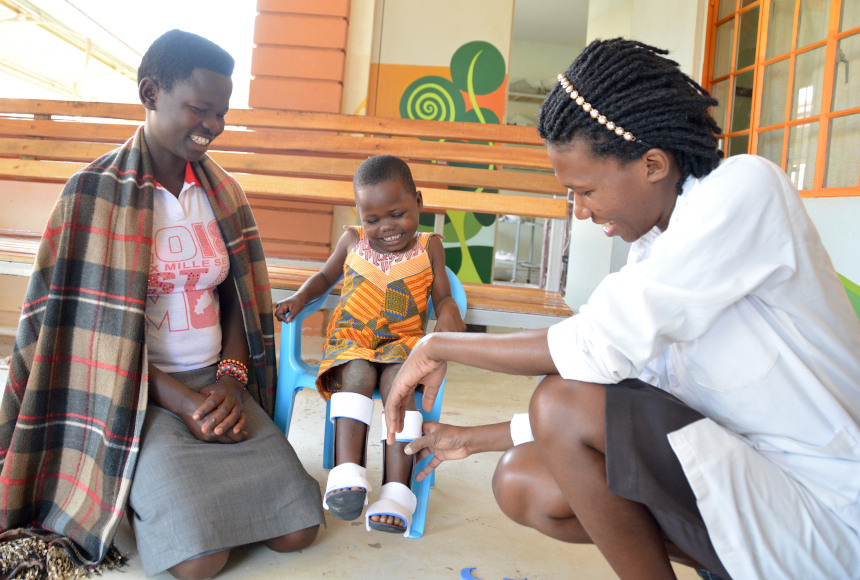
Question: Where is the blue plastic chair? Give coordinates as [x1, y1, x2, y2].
[273, 265, 467, 538]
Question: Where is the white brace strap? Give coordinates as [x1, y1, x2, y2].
[511, 413, 534, 446]
[330, 392, 375, 427]
[380, 410, 423, 442]
[323, 463, 372, 509]
[366, 482, 418, 537]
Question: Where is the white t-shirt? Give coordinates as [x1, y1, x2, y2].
[146, 163, 230, 373]
[547, 155, 860, 579]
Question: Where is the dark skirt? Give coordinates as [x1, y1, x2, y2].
[128, 365, 324, 576]
[605, 379, 733, 580]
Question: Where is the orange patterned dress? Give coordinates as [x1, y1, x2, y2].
[317, 226, 438, 398]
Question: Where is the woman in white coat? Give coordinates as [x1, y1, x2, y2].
[384, 38, 860, 580]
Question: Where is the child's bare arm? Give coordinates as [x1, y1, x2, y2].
[274, 229, 358, 323]
[427, 235, 467, 333]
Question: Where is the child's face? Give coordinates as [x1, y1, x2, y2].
[355, 179, 423, 254]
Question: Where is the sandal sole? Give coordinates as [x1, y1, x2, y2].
[367, 521, 407, 534]
[326, 489, 366, 521]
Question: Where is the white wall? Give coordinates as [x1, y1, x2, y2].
[803, 198, 860, 284]
[566, 0, 710, 311]
[506, 39, 583, 126]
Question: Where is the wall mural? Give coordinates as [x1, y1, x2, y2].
[399, 41, 506, 284]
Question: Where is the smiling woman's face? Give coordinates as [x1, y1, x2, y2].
[140, 68, 232, 166]
[547, 139, 681, 243]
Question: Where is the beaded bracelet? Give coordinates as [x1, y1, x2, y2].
[216, 358, 249, 388]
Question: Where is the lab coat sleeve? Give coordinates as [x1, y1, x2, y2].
[548, 156, 799, 383]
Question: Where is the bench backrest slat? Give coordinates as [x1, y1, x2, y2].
[0, 137, 564, 195]
[0, 158, 568, 219]
[0, 118, 552, 170]
[0, 98, 544, 146]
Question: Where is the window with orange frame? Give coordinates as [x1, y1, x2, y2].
[704, 0, 860, 197]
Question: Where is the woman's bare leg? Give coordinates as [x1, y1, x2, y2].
[493, 442, 591, 543]
[527, 375, 677, 580]
[263, 524, 320, 552]
[168, 551, 230, 580]
[374, 362, 417, 529]
[492, 440, 705, 570]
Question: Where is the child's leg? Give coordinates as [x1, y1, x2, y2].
[331, 360, 377, 467]
[371, 363, 417, 529]
[324, 360, 377, 519]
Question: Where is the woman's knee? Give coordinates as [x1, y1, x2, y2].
[168, 550, 229, 580]
[264, 524, 320, 553]
[528, 376, 605, 449]
[492, 445, 538, 523]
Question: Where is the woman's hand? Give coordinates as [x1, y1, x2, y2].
[384, 335, 447, 444]
[404, 422, 474, 480]
[433, 300, 467, 333]
[274, 294, 306, 323]
[191, 377, 246, 436]
[181, 388, 248, 443]
[405, 420, 515, 480]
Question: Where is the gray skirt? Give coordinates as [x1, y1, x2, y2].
[605, 379, 732, 580]
[128, 365, 324, 576]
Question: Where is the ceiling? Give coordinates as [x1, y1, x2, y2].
[512, 0, 590, 47]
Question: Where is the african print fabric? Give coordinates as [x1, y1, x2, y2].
[0, 126, 277, 575]
[317, 227, 437, 398]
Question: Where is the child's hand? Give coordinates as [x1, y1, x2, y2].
[433, 301, 467, 333]
[274, 294, 306, 323]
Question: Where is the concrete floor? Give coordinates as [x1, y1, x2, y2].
[0, 332, 700, 580]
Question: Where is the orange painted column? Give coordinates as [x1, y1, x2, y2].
[250, 0, 349, 112]
[250, 0, 351, 334]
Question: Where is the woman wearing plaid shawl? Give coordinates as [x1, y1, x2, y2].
[0, 30, 324, 580]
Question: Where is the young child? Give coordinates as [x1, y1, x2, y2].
[275, 154, 466, 535]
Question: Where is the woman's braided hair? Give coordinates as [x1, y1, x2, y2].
[538, 38, 722, 194]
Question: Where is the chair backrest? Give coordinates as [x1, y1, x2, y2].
[426, 266, 468, 326]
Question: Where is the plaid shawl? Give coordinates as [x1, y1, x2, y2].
[0, 127, 276, 575]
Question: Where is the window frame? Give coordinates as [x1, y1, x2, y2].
[703, 0, 860, 197]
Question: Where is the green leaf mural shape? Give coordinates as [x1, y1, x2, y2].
[398, 41, 505, 285]
[446, 210, 482, 282]
[400, 76, 466, 122]
[839, 273, 860, 321]
[450, 41, 506, 96]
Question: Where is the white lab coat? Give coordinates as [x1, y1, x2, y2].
[547, 155, 860, 580]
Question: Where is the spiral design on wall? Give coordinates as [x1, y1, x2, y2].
[400, 76, 464, 123]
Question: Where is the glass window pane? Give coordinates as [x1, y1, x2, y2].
[741, 0, 757, 6]
[731, 70, 755, 132]
[760, 58, 790, 126]
[711, 79, 730, 133]
[824, 113, 860, 188]
[736, 7, 760, 69]
[714, 19, 735, 78]
[787, 121, 819, 189]
[729, 134, 751, 156]
[832, 33, 860, 112]
[796, 0, 829, 49]
[841, 0, 860, 32]
[791, 46, 826, 120]
[757, 128, 785, 166]
[719, 0, 737, 19]
[718, 138, 726, 154]
[767, 0, 797, 59]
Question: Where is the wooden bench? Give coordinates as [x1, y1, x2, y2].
[0, 99, 573, 329]
[0, 232, 572, 329]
